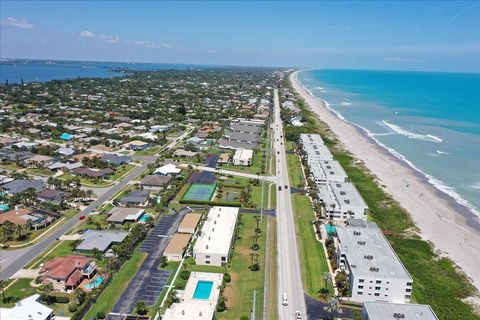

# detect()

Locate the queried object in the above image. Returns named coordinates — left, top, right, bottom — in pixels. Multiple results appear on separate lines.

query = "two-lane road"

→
left=0, top=161, right=152, bottom=280
left=273, top=88, right=307, bottom=319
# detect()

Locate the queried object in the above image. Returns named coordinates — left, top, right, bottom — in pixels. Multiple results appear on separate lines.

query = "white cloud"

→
left=134, top=40, right=176, bottom=49
left=207, top=49, right=217, bottom=54
left=79, top=30, right=120, bottom=43
left=1, top=17, right=34, bottom=29
left=79, top=30, right=94, bottom=38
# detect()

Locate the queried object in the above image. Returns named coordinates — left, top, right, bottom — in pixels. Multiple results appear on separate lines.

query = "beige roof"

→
left=125, top=140, right=149, bottom=146
left=164, top=233, right=191, bottom=255
left=178, top=213, right=202, bottom=231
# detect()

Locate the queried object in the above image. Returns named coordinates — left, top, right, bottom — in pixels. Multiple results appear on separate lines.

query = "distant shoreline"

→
left=290, top=70, right=480, bottom=292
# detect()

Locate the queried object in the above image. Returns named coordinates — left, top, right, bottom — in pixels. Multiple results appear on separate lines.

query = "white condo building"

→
left=193, top=206, right=239, bottom=266
left=317, top=181, right=368, bottom=220
left=299, top=133, right=325, bottom=146
left=232, top=148, right=254, bottom=166
left=309, top=159, right=348, bottom=185
left=362, top=301, right=439, bottom=320
left=335, top=220, right=413, bottom=303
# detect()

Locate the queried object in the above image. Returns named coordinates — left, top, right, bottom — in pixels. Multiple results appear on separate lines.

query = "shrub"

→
left=240, top=316, right=249, bottom=320
left=54, top=295, right=70, bottom=303
left=68, top=302, right=78, bottom=312
left=180, top=270, right=190, bottom=280
left=223, top=273, right=231, bottom=283
left=96, top=311, right=106, bottom=319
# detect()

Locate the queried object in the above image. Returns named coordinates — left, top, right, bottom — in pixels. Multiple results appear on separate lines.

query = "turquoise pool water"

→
left=85, top=276, right=104, bottom=289
left=0, top=204, right=9, bottom=212
left=193, top=280, right=213, bottom=300
left=139, top=214, right=152, bottom=223
left=325, top=224, right=337, bottom=236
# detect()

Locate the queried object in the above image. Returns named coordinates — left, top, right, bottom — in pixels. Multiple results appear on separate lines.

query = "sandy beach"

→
left=290, top=71, right=480, bottom=293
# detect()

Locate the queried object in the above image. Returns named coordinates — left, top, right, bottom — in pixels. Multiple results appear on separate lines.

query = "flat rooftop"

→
left=304, top=144, right=333, bottom=161
left=363, top=301, right=438, bottom=320
left=310, top=159, right=347, bottom=183
left=164, top=233, right=192, bottom=255
left=336, top=223, right=412, bottom=280
left=330, top=181, right=368, bottom=211
left=178, top=213, right=202, bottom=232
left=193, top=206, right=239, bottom=256
left=300, top=133, right=325, bottom=146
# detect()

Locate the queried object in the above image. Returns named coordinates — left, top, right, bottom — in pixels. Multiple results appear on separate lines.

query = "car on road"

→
left=282, top=293, right=288, bottom=306
left=285, top=185, right=288, bottom=189
left=278, top=186, right=282, bottom=191
left=79, top=215, right=86, bottom=220
left=295, top=311, right=302, bottom=319
left=277, top=151, right=280, bottom=154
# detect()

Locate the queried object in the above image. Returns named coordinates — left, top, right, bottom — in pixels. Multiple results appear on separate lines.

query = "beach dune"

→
left=290, top=71, right=480, bottom=293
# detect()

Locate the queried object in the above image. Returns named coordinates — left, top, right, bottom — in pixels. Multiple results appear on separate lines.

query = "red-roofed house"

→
left=39, top=255, right=96, bottom=291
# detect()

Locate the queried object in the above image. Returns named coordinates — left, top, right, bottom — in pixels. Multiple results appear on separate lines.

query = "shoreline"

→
left=290, top=70, right=480, bottom=292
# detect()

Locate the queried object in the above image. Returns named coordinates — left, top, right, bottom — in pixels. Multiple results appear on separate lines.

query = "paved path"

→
left=273, top=88, right=307, bottom=319
left=0, top=161, right=152, bottom=280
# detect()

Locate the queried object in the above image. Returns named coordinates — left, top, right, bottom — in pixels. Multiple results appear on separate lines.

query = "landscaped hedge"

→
left=179, top=199, right=241, bottom=207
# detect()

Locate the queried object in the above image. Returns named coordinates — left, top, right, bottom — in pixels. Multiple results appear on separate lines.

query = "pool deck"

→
left=163, top=272, right=223, bottom=320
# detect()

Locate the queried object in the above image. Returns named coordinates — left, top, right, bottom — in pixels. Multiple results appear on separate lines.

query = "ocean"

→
left=298, top=69, right=480, bottom=217
left=0, top=59, right=208, bottom=83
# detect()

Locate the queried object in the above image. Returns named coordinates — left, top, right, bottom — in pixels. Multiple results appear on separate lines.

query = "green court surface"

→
left=182, top=183, right=217, bottom=201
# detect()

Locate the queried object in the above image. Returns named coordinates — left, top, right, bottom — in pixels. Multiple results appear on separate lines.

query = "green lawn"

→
left=59, top=173, right=113, bottom=188
left=287, top=154, right=304, bottom=188
left=109, top=163, right=136, bottom=181
left=291, top=194, right=334, bottom=297
left=0, top=278, right=37, bottom=307
left=84, top=250, right=147, bottom=319
left=26, top=168, right=55, bottom=176
left=0, top=163, right=23, bottom=171
left=217, top=213, right=267, bottom=320
left=135, top=146, right=162, bottom=156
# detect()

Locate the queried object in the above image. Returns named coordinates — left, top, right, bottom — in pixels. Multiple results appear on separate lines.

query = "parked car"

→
left=295, top=311, right=302, bottom=319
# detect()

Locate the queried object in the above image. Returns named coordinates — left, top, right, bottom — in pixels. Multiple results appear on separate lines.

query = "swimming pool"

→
left=85, top=276, right=104, bottom=289
left=0, top=204, right=9, bottom=212
left=325, top=224, right=337, bottom=236
left=139, top=213, right=152, bottom=223
left=193, top=280, right=213, bottom=300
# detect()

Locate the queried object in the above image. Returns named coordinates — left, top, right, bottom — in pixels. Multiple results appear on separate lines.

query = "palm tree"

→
left=327, top=297, right=339, bottom=320
left=0, top=279, right=7, bottom=303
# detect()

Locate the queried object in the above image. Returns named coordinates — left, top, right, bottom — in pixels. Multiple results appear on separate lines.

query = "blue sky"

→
left=1, top=1, right=479, bottom=72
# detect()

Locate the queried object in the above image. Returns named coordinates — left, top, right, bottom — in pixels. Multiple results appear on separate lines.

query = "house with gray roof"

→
left=101, top=154, right=132, bottom=166
left=118, top=190, right=149, bottom=207
left=3, top=179, right=45, bottom=195
left=76, top=229, right=128, bottom=253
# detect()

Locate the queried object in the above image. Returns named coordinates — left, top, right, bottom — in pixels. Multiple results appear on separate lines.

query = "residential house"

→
left=123, top=140, right=150, bottom=151
left=153, top=163, right=182, bottom=176
left=118, top=190, right=149, bottom=207
left=76, top=229, right=128, bottom=254
left=2, top=179, right=45, bottom=195
left=101, top=154, right=132, bottom=166
left=39, top=255, right=96, bottom=291
left=0, top=294, right=53, bottom=320
left=38, top=189, right=71, bottom=205
left=71, top=167, right=114, bottom=179
left=140, top=175, right=171, bottom=191
left=24, top=155, right=55, bottom=168
left=0, top=207, right=59, bottom=230
left=106, top=207, right=145, bottom=224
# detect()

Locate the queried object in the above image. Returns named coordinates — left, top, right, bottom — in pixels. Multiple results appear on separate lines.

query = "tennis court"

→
left=182, top=183, right=217, bottom=201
